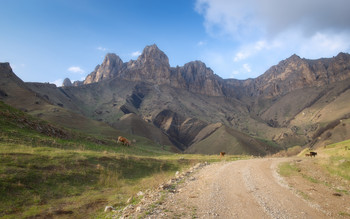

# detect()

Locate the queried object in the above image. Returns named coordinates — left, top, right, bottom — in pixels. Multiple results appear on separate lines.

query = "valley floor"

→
left=120, top=158, right=349, bottom=218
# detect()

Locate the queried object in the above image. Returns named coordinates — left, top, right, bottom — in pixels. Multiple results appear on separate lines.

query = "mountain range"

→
left=1, top=44, right=350, bottom=155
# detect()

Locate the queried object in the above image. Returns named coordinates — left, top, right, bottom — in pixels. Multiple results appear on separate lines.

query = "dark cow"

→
left=117, top=136, right=130, bottom=146
left=220, top=152, right=226, bottom=158
left=309, top=151, right=317, bottom=157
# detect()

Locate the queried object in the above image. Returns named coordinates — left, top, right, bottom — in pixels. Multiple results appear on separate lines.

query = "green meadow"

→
left=0, top=101, right=245, bottom=218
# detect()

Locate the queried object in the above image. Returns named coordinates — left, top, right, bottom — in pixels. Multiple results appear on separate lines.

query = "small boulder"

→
left=104, top=206, right=114, bottom=212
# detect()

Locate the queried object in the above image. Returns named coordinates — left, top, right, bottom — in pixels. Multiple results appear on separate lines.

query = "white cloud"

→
left=195, top=0, right=262, bottom=40
left=97, top=46, right=107, bottom=51
left=233, top=52, right=248, bottom=62
left=299, top=32, right=350, bottom=58
left=229, top=63, right=254, bottom=79
left=233, top=40, right=273, bottom=62
left=68, top=66, right=85, bottom=74
left=131, top=51, right=141, bottom=57
left=51, top=79, right=63, bottom=87
left=195, top=0, right=350, bottom=79
left=195, top=0, right=350, bottom=39
left=199, top=51, right=230, bottom=76
left=243, top=63, right=251, bottom=72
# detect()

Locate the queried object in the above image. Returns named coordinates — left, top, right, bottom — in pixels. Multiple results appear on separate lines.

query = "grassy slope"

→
left=0, top=101, right=175, bottom=218
left=280, top=139, right=350, bottom=187
left=0, top=101, right=243, bottom=218
left=306, top=139, right=350, bottom=180
left=278, top=139, right=350, bottom=216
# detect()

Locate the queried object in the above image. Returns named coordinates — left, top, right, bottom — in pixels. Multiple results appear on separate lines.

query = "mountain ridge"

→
left=67, top=45, right=350, bottom=100
left=1, top=45, right=350, bottom=155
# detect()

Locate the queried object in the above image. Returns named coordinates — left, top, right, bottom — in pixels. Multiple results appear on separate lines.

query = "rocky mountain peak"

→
left=241, top=52, right=350, bottom=97
left=105, top=53, right=118, bottom=60
left=0, top=62, right=18, bottom=79
left=180, top=61, right=216, bottom=84
left=84, top=53, right=124, bottom=84
left=100, top=53, right=123, bottom=71
left=287, top=54, right=301, bottom=61
left=334, top=52, right=350, bottom=62
left=169, top=60, right=223, bottom=96
left=272, top=54, right=303, bottom=70
left=0, top=62, right=11, bottom=69
left=136, top=44, right=170, bottom=68
left=183, top=61, right=213, bottom=76
left=122, top=44, right=171, bottom=84
left=0, top=62, right=14, bottom=78
left=62, top=78, right=72, bottom=87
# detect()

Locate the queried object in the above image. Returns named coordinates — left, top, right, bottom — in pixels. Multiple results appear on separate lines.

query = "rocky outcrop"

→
left=72, top=80, right=84, bottom=86
left=84, top=53, right=124, bottom=84
left=62, top=78, right=72, bottom=87
left=238, top=53, right=350, bottom=98
left=170, top=61, right=224, bottom=96
left=0, top=62, right=24, bottom=86
left=123, top=44, right=171, bottom=84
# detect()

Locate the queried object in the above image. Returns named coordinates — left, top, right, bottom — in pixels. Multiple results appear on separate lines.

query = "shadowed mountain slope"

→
left=186, top=125, right=278, bottom=156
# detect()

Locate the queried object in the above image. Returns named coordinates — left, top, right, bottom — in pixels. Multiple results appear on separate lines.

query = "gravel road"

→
left=147, top=158, right=328, bottom=218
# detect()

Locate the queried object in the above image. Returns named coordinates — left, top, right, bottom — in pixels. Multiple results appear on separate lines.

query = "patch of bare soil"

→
left=114, top=158, right=346, bottom=218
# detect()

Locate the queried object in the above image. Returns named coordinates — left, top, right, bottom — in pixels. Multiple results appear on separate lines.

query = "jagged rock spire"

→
left=84, top=53, right=124, bottom=84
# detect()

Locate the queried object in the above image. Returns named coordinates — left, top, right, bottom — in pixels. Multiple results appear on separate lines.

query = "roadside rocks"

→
left=104, top=206, right=115, bottom=212
left=137, top=191, right=144, bottom=197
left=109, top=162, right=208, bottom=218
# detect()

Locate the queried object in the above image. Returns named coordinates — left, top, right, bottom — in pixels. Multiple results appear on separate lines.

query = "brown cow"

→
left=220, top=152, right=226, bottom=158
left=117, top=136, right=130, bottom=146
left=305, top=153, right=310, bottom=157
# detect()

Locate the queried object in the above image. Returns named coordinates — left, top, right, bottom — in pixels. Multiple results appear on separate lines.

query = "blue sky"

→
left=1, top=0, right=350, bottom=86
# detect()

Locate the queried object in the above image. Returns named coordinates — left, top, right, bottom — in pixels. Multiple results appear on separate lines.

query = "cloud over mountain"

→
left=68, top=66, right=85, bottom=74
left=196, top=0, right=350, bottom=38
left=195, top=0, right=350, bottom=79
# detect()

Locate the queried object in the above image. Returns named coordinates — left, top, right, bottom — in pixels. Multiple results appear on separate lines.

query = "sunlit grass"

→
left=279, top=139, right=350, bottom=189
left=278, top=162, right=299, bottom=177
left=0, top=101, right=250, bottom=218
left=313, top=139, right=350, bottom=181
left=0, top=143, right=191, bottom=218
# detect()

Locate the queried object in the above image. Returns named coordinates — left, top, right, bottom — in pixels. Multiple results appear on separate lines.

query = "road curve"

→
left=152, top=158, right=328, bottom=218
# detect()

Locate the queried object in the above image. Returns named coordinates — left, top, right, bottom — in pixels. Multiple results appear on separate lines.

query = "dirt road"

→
left=146, top=158, right=329, bottom=218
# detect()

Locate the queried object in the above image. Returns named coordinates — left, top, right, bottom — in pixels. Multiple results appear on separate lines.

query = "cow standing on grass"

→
left=220, top=152, right=226, bottom=158
left=310, top=151, right=317, bottom=157
left=305, top=151, right=317, bottom=157
left=117, top=136, right=130, bottom=146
